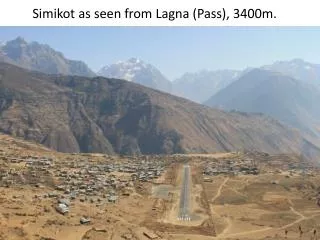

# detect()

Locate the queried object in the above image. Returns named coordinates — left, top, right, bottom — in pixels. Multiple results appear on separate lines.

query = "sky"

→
left=0, top=27, right=320, bottom=80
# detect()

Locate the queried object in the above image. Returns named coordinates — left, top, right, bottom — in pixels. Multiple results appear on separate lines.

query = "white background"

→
left=0, top=0, right=319, bottom=26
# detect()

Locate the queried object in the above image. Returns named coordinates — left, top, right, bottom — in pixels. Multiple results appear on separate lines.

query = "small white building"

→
left=55, top=203, right=69, bottom=215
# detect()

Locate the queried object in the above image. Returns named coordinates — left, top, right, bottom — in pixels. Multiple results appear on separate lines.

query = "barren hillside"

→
left=0, top=62, right=319, bottom=160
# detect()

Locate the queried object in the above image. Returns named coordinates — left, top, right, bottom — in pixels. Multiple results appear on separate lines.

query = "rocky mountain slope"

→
left=205, top=69, right=320, bottom=138
left=0, top=37, right=95, bottom=77
left=98, top=58, right=172, bottom=93
left=0, top=62, right=320, bottom=160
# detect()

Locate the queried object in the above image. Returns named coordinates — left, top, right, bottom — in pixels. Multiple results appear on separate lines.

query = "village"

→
left=0, top=149, right=178, bottom=221
left=2, top=136, right=320, bottom=240
left=202, top=156, right=259, bottom=176
left=201, top=151, right=319, bottom=178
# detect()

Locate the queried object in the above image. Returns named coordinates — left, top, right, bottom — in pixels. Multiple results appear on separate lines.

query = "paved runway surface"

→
left=178, top=164, right=191, bottom=221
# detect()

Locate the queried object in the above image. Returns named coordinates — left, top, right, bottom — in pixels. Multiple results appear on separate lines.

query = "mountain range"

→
left=1, top=36, right=320, bottom=162
left=2, top=37, right=320, bottom=102
left=0, top=37, right=173, bottom=93
left=1, top=62, right=320, bottom=161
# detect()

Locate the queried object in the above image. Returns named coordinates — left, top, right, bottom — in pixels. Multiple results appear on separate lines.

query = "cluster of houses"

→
left=0, top=155, right=56, bottom=186
left=51, top=157, right=168, bottom=200
left=202, top=157, right=259, bottom=176
left=0, top=151, right=172, bottom=213
left=201, top=151, right=319, bottom=177
left=243, top=151, right=318, bottom=175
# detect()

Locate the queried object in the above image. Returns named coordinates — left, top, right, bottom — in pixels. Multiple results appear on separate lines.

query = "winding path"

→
left=216, top=204, right=320, bottom=239
left=212, top=177, right=229, bottom=203
left=212, top=179, right=320, bottom=239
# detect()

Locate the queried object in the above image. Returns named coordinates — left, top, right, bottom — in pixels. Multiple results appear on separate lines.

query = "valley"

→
left=1, top=133, right=320, bottom=240
left=1, top=30, right=320, bottom=240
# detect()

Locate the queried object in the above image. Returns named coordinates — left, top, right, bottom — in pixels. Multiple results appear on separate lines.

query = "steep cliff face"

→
left=0, top=62, right=320, bottom=160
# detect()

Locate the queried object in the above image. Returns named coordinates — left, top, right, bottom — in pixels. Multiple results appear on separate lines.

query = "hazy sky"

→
left=0, top=27, right=319, bottom=79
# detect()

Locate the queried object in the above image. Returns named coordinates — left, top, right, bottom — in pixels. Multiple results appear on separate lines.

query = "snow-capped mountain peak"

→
left=98, top=58, right=148, bottom=81
left=98, top=58, right=172, bottom=92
